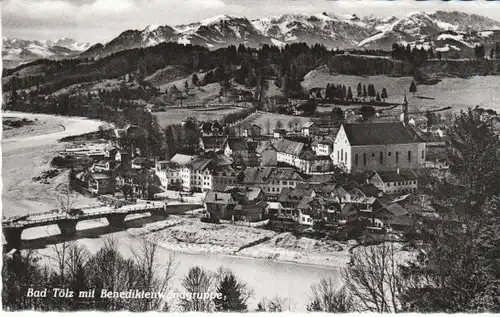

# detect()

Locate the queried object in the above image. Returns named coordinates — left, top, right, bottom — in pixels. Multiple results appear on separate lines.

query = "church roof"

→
left=343, top=122, right=424, bottom=146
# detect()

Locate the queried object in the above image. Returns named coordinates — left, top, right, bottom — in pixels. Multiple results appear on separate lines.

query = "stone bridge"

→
left=2, top=201, right=169, bottom=249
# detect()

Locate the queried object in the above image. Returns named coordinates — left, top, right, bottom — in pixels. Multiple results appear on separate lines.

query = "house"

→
left=278, top=186, right=317, bottom=219
left=408, top=115, right=428, bottom=131
left=115, top=150, right=130, bottom=166
left=223, top=137, right=249, bottom=160
left=301, top=122, right=314, bottom=137
left=229, top=187, right=268, bottom=222
left=181, top=154, right=233, bottom=192
left=272, top=138, right=304, bottom=167
left=269, top=96, right=289, bottom=107
left=273, top=129, right=288, bottom=139
left=155, top=160, right=182, bottom=189
left=200, top=136, right=227, bottom=152
left=87, top=172, right=114, bottom=196
left=212, top=165, right=239, bottom=191
left=255, top=140, right=277, bottom=166
left=205, top=187, right=267, bottom=222
left=333, top=122, right=426, bottom=173
left=242, top=167, right=303, bottom=197
left=242, top=124, right=263, bottom=138
left=131, top=157, right=151, bottom=170
left=104, top=148, right=118, bottom=160
left=312, top=137, right=334, bottom=156
left=93, top=160, right=119, bottom=173
left=374, top=203, right=413, bottom=231
left=204, top=191, right=235, bottom=221
left=250, top=124, right=262, bottom=138
left=369, top=169, right=418, bottom=194
left=295, top=197, right=318, bottom=226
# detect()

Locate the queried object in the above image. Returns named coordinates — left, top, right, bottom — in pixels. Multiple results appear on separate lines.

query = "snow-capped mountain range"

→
left=2, top=37, right=91, bottom=68
left=4, top=10, right=500, bottom=66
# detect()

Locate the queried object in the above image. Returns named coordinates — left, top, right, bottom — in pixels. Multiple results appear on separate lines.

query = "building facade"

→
left=333, top=122, right=426, bottom=173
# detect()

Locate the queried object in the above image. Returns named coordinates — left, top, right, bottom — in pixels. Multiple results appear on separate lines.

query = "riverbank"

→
left=1, top=111, right=105, bottom=218
left=128, top=215, right=353, bottom=269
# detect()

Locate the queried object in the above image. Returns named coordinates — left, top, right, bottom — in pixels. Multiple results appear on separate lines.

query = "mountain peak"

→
left=200, top=14, right=245, bottom=25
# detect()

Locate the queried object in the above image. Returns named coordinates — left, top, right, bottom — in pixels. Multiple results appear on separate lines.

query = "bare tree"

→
left=307, top=278, right=354, bottom=312
left=256, top=296, right=294, bottom=312
left=341, top=243, right=403, bottom=313
left=179, top=266, right=214, bottom=312
left=130, top=238, right=177, bottom=311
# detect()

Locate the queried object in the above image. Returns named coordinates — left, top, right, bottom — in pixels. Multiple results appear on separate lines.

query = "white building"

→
left=369, top=169, right=418, bottom=194
left=333, top=122, right=426, bottom=173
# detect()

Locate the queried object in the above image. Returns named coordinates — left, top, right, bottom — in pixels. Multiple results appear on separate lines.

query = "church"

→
left=333, top=96, right=426, bottom=173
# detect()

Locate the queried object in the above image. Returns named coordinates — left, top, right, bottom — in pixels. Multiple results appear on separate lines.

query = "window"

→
left=363, top=153, right=367, bottom=166
left=388, top=152, right=392, bottom=157
left=380, top=152, right=383, bottom=164
left=283, top=181, right=288, bottom=185
left=355, top=154, right=359, bottom=166
left=337, top=151, right=340, bottom=160
left=372, top=153, right=375, bottom=158
left=341, top=149, right=344, bottom=162
left=396, top=151, right=399, bottom=163
left=408, top=150, right=412, bottom=162
left=345, top=152, right=347, bottom=162
left=422, top=150, right=424, bottom=159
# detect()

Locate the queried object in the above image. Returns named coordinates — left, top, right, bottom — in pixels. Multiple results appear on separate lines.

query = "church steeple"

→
left=401, top=93, right=409, bottom=125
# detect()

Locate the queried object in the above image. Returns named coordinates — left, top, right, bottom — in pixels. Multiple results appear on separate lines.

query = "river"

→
left=2, top=111, right=341, bottom=311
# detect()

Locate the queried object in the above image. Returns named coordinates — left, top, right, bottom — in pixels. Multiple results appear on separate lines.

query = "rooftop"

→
left=342, top=122, right=425, bottom=146
left=271, top=138, right=304, bottom=155
left=372, top=169, right=418, bottom=183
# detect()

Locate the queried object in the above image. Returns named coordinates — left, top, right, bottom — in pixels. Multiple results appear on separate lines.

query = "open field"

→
left=302, top=67, right=500, bottom=113
left=153, top=106, right=243, bottom=128
left=237, top=111, right=312, bottom=133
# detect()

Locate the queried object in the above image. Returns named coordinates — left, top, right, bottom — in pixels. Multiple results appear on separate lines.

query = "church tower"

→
left=400, top=93, right=409, bottom=125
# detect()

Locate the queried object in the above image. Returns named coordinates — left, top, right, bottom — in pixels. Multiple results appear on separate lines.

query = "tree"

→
left=437, top=51, right=442, bottom=60
left=346, top=87, right=353, bottom=101
left=409, top=80, right=417, bottom=96
left=356, top=83, right=362, bottom=98
left=446, top=108, right=500, bottom=207
left=307, top=278, right=353, bottom=312
left=192, top=73, right=199, bottom=86
left=179, top=266, right=214, bottom=312
left=331, top=107, right=344, bottom=123
left=362, top=85, right=367, bottom=101
left=376, top=91, right=381, bottom=102
left=342, top=243, right=403, bottom=313
left=360, top=105, right=376, bottom=121
left=256, top=296, right=292, bottom=312
left=275, top=120, right=284, bottom=130
left=474, top=44, right=486, bottom=59
left=213, top=268, right=252, bottom=312
left=381, top=88, right=388, bottom=102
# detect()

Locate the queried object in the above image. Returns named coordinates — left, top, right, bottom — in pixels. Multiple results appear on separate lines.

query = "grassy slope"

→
left=302, top=66, right=500, bottom=113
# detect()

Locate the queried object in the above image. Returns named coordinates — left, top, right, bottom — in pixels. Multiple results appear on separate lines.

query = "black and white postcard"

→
left=2, top=0, right=500, bottom=313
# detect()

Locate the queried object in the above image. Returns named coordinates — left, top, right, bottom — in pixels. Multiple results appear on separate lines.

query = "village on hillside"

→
left=39, top=91, right=451, bottom=244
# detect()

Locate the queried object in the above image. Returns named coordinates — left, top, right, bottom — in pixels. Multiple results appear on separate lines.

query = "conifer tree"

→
left=214, top=272, right=248, bottom=312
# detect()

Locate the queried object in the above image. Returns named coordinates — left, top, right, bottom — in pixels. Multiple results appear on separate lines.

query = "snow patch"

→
left=270, top=38, right=285, bottom=47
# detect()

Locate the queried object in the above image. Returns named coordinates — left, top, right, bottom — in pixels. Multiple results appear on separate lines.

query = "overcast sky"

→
left=3, top=0, right=500, bottom=44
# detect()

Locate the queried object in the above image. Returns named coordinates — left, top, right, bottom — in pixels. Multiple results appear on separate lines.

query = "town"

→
left=27, top=91, right=448, bottom=245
